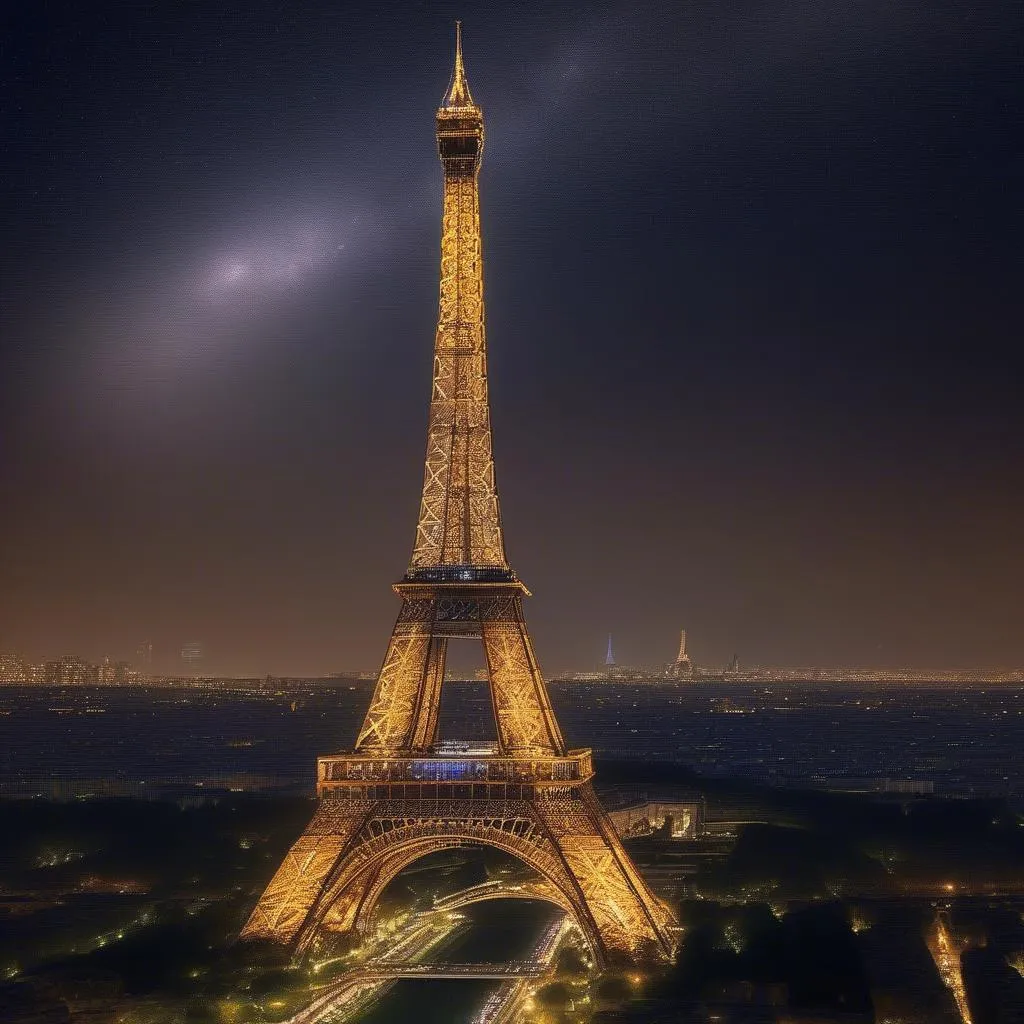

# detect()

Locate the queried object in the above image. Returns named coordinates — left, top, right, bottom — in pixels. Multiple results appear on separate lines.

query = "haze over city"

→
left=2, top=1, right=1021, bottom=676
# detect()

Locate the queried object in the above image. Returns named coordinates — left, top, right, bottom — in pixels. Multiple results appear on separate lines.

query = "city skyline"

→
left=8, top=630, right=1024, bottom=682
left=2, top=2, right=1021, bottom=676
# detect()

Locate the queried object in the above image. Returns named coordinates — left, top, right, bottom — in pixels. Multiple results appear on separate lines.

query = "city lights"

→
left=0, top=7, right=1020, bottom=1024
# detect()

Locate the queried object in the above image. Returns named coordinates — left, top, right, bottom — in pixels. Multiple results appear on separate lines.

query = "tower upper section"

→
left=436, top=21, right=483, bottom=177
left=407, top=24, right=510, bottom=583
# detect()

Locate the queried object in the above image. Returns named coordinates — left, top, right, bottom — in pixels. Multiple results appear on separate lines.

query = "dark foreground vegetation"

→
left=0, top=769, right=1021, bottom=1022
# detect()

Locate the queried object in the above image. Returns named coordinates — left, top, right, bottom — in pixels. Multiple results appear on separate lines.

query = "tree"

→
left=535, top=981, right=572, bottom=1009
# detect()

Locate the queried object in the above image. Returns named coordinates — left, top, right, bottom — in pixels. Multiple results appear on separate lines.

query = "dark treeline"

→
left=2, top=781, right=1023, bottom=1022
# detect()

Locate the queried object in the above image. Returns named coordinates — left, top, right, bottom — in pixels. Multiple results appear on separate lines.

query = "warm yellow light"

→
left=238, top=23, right=678, bottom=969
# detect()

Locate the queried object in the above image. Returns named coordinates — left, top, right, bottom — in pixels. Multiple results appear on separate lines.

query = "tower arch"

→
left=293, top=822, right=602, bottom=960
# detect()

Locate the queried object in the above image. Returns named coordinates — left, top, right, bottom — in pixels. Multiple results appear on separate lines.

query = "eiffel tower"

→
left=241, top=24, right=677, bottom=966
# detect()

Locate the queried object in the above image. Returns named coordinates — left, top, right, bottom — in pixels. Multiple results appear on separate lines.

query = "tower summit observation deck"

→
left=241, top=25, right=677, bottom=966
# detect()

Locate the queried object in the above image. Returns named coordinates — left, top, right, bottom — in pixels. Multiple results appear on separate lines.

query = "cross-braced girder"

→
left=354, top=584, right=565, bottom=755
left=410, top=158, right=505, bottom=574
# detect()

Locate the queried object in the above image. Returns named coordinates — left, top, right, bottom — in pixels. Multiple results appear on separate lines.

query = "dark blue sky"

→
left=1, top=0, right=1021, bottom=674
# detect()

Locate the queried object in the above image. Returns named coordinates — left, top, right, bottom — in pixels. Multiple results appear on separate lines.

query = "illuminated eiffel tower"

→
left=241, top=25, right=676, bottom=965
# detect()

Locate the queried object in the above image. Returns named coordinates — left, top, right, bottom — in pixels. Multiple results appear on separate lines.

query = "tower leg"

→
left=355, top=599, right=435, bottom=750
left=240, top=803, right=370, bottom=944
left=482, top=609, right=565, bottom=754
left=409, top=637, right=447, bottom=751
left=535, top=786, right=676, bottom=962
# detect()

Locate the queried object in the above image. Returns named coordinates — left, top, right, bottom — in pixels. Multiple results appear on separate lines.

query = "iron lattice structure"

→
left=242, top=26, right=677, bottom=966
left=673, top=628, right=692, bottom=677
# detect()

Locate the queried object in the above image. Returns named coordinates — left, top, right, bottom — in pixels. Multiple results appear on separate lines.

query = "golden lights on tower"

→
left=241, top=25, right=677, bottom=967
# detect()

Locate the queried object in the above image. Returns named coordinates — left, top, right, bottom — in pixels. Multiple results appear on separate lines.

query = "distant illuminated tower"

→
left=673, top=629, right=692, bottom=678
left=240, top=25, right=676, bottom=966
left=135, top=641, right=153, bottom=668
left=605, top=633, right=615, bottom=667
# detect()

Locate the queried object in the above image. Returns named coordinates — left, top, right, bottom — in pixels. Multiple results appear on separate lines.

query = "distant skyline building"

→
left=44, top=655, right=91, bottom=685
left=0, top=652, right=140, bottom=686
left=100, top=657, right=135, bottom=684
left=605, top=633, right=615, bottom=667
left=180, top=642, right=204, bottom=673
left=0, top=654, right=26, bottom=683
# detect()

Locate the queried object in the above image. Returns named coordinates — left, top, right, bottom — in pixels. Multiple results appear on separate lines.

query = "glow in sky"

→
left=201, top=220, right=347, bottom=302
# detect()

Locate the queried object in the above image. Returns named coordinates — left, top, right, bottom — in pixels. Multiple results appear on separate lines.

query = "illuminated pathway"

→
left=283, top=896, right=574, bottom=1023
left=287, top=957, right=544, bottom=1023
left=431, top=878, right=567, bottom=915
left=471, top=915, right=575, bottom=1024
left=928, top=911, right=973, bottom=1024
left=320, top=962, right=543, bottom=981
left=285, top=913, right=468, bottom=1024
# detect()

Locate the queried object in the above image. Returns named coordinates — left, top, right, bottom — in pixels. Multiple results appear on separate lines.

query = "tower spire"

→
left=443, top=20, right=475, bottom=108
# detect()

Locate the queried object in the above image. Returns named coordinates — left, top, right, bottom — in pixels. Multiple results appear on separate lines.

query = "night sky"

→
left=1, top=1, right=1021, bottom=675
